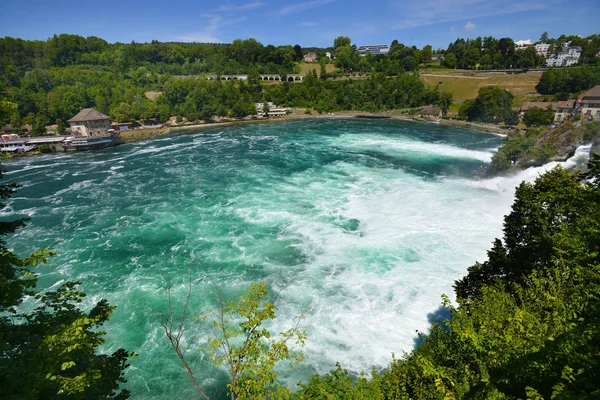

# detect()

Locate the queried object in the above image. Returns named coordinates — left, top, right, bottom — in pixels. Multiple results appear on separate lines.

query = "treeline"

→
left=444, top=37, right=544, bottom=69
left=441, top=33, right=600, bottom=70
left=297, top=160, right=600, bottom=399
left=2, top=63, right=452, bottom=134
left=329, top=36, right=433, bottom=74
left=0, top=35, right=301, bottom=86
left=263, top=71, right=451, bottom=113
left=536, top=66, right=600, bottom=95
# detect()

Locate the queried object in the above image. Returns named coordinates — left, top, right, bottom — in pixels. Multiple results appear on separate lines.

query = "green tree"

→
left=443, top=52, right=457, bottom=69
left=421, top=45, right=433, bottom=64
left=479, top=54, right=492, bottom=69
left=523, top=106, right=555, bottom=127
left=319, top=57, right=327, bottom=80
left=455, top=165, right=600, bottom=300
left=293, top=44, right=303, bottom=61
left=466, top=85, right=514, bottom=123
left=333, top=36, right=351, bottom=49
left=0, top=96, right=18, bottom=126
left=334, top=45, right=355, bottom=69
left=0, top=162, right=133, bottom=398
left=162, top=282, right=306, bottom=400
left=436, top=92, right=453, bottom=115
left=401, top=56, right=417, bottom=71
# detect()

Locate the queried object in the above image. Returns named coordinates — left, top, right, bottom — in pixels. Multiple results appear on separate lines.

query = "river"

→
left=1, top=119, right=587, bottom=398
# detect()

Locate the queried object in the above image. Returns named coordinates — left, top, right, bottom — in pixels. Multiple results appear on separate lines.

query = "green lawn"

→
left=420, top=71, right=543, bottom=103
left=297, top=62, right=338, bottom=74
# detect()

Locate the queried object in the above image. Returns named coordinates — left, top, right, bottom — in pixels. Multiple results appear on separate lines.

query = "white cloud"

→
left=299, top=21, right=318, bottom=27
left=450, top=26, right=455, bottom=31
left=390, top=0, right=545, bottom=30
left=217, top=1, right=266, bottom=12
left=464, top=21, right=476, bottom=30
left=277, top=0, right=334, bottom=16
left=175, top=15, right=247, bottom=43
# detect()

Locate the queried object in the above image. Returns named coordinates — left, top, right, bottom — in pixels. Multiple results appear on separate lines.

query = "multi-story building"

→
left=553, top=100, right=576, bottom=121
left=68, top=108, right=111, bottom=137
left=578, top=85, right=600, bottom=121
left=535, top=43, right=551, bottom=57
left=357, top=44, right=389, bottom=56
left=546, top=46, right=582, bottom=67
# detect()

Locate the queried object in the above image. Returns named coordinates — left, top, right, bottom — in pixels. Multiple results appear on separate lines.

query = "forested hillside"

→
left=0, top=35, right=455, bottom=133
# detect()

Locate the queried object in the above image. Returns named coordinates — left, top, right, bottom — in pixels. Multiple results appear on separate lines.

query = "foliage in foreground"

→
left=296, top=159, right=600, bottom=399
left=162, top=282, right=306, bottom=400
left=0, top=165, right=133, bottom=399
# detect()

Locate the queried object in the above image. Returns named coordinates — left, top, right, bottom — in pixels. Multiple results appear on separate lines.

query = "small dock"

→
left=1, top=134, right=119, bottom=154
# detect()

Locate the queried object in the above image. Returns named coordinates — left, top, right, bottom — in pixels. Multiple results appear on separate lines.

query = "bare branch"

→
left=161, top=275, right=211, bottom=400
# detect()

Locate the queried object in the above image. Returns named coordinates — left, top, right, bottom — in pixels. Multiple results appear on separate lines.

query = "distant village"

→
left=304, top=39, right=598, bottom=68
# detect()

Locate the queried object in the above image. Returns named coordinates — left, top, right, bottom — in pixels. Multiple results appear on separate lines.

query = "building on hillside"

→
left=418, top=105, right=442, bottom=118
left=254, top=102, right=292, bottom=118
left=519, top=102, right=553, bottom=117
left=535, top=43, right=551, bottom=57
left=519, top=101, right=576, bottom=122
left=578, top=85, right=600, bottom=121
left=325, top=52, right=332, bottom=59
left=357, top=44, right=389, bottom=56
left=303, top=52, right=317, bottom=62
left=68, top=108, right=111, bottom=137
left=515, top=40, right=532, bottom=50
left=431, top=53, right=445, bottom=62
left=546, top=46, right=582, bottom=67
left=553, top=100, right=576, bottom=121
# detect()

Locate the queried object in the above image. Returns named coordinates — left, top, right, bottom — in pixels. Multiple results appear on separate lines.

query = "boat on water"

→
left=0, top=139, right=36, bottom=154
left=58, top=131, right=119, bottom=152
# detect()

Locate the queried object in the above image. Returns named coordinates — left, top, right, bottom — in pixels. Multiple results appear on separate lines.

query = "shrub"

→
left=38, top=144, right=52, bottom=153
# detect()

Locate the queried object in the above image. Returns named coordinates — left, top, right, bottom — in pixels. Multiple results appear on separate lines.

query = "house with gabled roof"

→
left=419, top=105, right=442, bottom=118
left=68, top=108, right=111, bottom=137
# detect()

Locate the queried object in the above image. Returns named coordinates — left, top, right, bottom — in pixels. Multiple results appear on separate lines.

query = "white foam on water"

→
left=337, top=134, right=494, bottom=162
left=4, top=120, right=592, bottom=398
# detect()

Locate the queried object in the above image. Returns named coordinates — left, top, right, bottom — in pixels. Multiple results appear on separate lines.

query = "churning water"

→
left=1, top=119, right=589, bottom=398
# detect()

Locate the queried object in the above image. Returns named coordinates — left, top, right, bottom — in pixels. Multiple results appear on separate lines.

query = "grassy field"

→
left=420, top=70, right=543, bottom=103
left=297, top=62, right=338, bottom=74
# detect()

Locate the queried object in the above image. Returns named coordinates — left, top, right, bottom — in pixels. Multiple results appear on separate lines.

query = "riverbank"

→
left=3, top=112, right=510, bottom=160
left=118, top=126, right=171, bottom=143
left=162, top=111, right=511, bottom=139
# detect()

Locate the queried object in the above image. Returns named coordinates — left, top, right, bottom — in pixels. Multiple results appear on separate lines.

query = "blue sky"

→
left=1, top=0, right=598, bottom=49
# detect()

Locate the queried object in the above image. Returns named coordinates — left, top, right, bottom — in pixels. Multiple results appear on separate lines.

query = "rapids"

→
left=1, top=119, right=590, bottom=398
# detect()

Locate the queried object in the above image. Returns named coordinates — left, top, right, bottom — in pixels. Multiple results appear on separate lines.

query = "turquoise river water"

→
left=3, top=119, right=587, bottom=398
